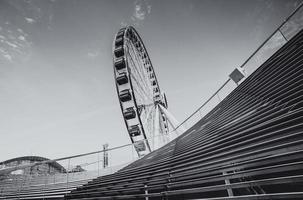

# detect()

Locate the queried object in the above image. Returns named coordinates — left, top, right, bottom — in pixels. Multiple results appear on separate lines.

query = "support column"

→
left=223, top=171, right=234, bottom=197
left=145, top=184, right=149, bottom=200
left=158, top=104, right=186, bottom=135
left=154, top=105, right=160, bottom=149
left=103, top=144, right=109, bottom=168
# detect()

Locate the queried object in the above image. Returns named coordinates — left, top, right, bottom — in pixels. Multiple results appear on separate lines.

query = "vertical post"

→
left=17, top=175, right=22, bottom=200
left=144, top=184, right=149, bottom=200
left=66, top=159, right=70, bottom=189
left=223, top=171, right=234, bottom=197
left=43, top=176, right=47, bottom=199
left=198, top=109, right=203, bottom=119
left=103, top=144, right=109, bottom=169
left=217, top=93, right=221, bottom=102
left=278, top=28, right=288, bottom=42
left=98, top=151, right=100, bottom=176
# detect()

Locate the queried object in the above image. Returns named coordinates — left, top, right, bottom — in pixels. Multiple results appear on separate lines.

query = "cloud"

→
left=48, top=14, right=54, bottom=30
left=18, top=35, right=26, bottom=41
left=0, top=24, right=31, bottom=63
left=87, top=51, right=99, bottom=58
left=25, top=17, right=35, bottom=24
left=129, top=0, right=152, bottom=26
left=6, top=41, right=18, bottom=48
left=133, top=4, right=145, bottom=20
left=3, top=54, right=12, bottom=62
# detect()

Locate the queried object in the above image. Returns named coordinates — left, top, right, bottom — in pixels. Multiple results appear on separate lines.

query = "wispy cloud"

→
left=0, top=24, right=32, bottom=63
left=25, top=17, right=35, bottom=24
left=6, top=41, right=18, bottom=49
left=122, top=0, right=151, bottom=27
left=3, top=54, right=12, bottom=62
left=18, top=35, right=26, bottom=41
left=86, top=40, right=102, bottom=59
left=87, top=51, right=99, bottom=59
left=132, top=0, right=151, bottom=24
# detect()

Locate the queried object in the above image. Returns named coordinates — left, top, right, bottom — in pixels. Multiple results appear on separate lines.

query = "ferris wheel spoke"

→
left=131, top=80, right=148, bottom=102
left=128, top=71, right=153, bottom=104
left=131, top=75, right=152, bottom=102
left=127, top=57, right=152, bottom=98
left=132, top=87, right=149, bottom=107
left=127, top=48, right=149, bottom=88
left=127, top=44, right=154, bottom=97
left=127, top=43, right=154, bottom=97
left=130, top=73, right=154, bottom=104
left=126, top=51, right=154, bottom=100
left=143, top=104, right=153, bottom=123
left=141, top=105, right=154, bottom=129
left=137, top=103, right=154, bottom=114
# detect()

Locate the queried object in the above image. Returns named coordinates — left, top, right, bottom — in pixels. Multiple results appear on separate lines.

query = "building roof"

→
left=0, top=156, right=66, bottom=173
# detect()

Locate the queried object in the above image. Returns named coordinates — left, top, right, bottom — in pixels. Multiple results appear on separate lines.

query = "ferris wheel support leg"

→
left=154, top=105, right=160, bottom=149
left=158, top=104, right=186, bottom=135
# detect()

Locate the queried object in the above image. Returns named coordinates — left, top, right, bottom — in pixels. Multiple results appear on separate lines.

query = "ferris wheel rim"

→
left=113, top=26, right=168, bottom=156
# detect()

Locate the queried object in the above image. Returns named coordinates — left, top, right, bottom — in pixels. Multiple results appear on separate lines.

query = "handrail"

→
left=0, top=130, right=171, bottom=175
left=0, top=142, right=133, bottom=175
left=172, top=1, right=303, bottom=133
left=239, top=1, right=303, bottom=69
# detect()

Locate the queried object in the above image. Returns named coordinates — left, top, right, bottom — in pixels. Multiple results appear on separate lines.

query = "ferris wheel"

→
left=113, top=26, right=180, bottom=157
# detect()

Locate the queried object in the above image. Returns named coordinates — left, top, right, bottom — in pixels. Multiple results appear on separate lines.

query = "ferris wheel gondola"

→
left=113, top=26, right=179, bottom=157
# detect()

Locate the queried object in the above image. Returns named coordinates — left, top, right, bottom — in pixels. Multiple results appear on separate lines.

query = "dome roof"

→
left=0, top=156, right=66, bottom=173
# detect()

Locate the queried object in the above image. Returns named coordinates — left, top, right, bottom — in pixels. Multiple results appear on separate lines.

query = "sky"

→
left=0, top=0, right=302, bottom=166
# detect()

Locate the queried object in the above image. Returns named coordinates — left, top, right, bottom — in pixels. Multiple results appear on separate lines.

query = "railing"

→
left=0, top=128, right=184, bottom=198
left=0, top=143, right=137, bottom=197
left=171, top=2, right=303, bottom=134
